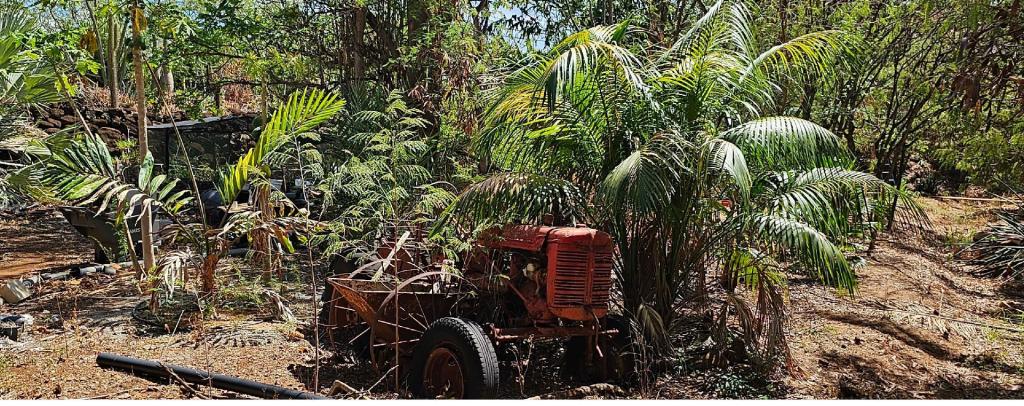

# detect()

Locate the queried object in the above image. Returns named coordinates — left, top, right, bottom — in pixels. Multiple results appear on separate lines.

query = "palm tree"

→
left=439, top=0, right=923, bottom=365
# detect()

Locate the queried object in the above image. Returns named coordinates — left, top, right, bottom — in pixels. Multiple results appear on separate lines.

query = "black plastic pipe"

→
left=96, top=352, right=326, bottom=399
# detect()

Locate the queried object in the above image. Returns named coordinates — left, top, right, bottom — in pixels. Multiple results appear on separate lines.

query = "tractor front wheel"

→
left=407, top=317, right=499, bottom=399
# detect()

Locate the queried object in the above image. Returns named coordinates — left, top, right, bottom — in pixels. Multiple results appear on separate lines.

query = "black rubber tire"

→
left=407, top=317, right=500, bottom=399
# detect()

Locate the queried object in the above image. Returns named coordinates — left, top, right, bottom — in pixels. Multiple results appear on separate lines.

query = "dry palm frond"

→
left=154, top=249, right=194, bottom=299
left=964, top=209, right=1024, bottom=279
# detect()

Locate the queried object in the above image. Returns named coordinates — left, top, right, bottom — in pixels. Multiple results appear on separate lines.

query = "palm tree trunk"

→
left=131, top=1, right=155, bottom=274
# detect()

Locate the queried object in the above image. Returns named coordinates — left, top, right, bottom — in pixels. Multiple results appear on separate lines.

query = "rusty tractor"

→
left=321, top=223, right=635, bottom=398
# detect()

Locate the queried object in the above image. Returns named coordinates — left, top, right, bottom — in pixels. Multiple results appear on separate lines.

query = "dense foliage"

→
left=1, top=0, right=1020, bottom=378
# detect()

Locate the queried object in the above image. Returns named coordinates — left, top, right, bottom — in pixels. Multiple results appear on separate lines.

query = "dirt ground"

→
left=785, top=197, right=1024, bottom=399
left=0, top=208, right=93, bottom=278
left=2, top=198, right=1023, bottom=399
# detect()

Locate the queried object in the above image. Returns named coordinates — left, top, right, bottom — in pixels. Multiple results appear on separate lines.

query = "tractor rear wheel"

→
left=407, top=317, right=499, bottom=399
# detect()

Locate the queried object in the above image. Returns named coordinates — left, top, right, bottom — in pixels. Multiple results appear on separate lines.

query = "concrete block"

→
left=0, top=280, right=32, bottom=304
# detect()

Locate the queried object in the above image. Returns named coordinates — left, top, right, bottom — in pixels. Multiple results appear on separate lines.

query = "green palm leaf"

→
left=434, top=172, right=586, bottom=235
left=747, top=213, right=856, bottom=292
left=15, top=134, right=191, bottom=218
left=218, top=88, right=345, bottom=203
left=721, top=117, right=851, bottom=171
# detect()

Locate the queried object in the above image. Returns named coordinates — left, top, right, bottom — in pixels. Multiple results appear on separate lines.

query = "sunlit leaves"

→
left=218, top=88, right=345, bottom=203
left=437, top=173, right=585, bottom=233
left=15, top=133, right=191, bottom=219
left=747, top=213, right=856, bottom=292
left=721, top=117, right=852, bottom=171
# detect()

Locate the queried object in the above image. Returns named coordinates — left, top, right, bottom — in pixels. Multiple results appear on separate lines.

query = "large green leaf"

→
left=218, top=88, right=345, bottom=203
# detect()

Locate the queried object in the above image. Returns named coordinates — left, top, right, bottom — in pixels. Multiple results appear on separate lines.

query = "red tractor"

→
left=322, top=224, right=634, bottom=398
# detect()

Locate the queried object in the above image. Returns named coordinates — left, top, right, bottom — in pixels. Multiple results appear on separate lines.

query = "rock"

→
left=327, top=380, right=357, bottom=396
left=97, top=127, right=122, bottom=140
left=59, top=115, right=77, bottom=125
left=0, top=280, right=32, bottom=304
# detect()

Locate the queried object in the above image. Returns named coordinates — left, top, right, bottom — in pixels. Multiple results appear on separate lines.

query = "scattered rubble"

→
left=0, top=314, right=34, bottom=341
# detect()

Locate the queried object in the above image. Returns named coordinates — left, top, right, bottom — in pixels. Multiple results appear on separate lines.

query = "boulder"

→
left=97, top=127, right=123, bottom=141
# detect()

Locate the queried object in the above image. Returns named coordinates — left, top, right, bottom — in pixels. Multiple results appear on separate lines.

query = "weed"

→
left=941, top=228, right=975, bottom=253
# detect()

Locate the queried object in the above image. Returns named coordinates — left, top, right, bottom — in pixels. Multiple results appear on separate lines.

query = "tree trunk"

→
left=131, top=2, right=155, bottom=274
left=404, top=0, right=428, bottom=89
left=108, top=12, right=119, bottom=108
left=351, top=5, right=366, bottom=92
left=157, top=63, right=174, bottom=111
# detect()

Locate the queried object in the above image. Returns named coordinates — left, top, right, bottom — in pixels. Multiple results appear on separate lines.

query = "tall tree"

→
left=107, top=1, right=119, bottom=108
left=130, top=0, right=154, bottom=272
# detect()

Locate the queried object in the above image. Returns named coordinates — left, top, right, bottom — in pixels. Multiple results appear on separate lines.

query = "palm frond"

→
left=433, top=173, right=586, bottom=235
left=13, top=134, right=191, bottom=218
left=658, top=0, right=726, bottom=64
left=747, top=213, right=857, bottom=292
left=599, top=132, right=693, bottom=216
left=743, top=30, right=854, bottom=85
left=218, top=88, right=345, bottom=203
left=154, top=249, right=193, bottom=299
left=705, top=138, right=752, bottom=200
left=721, top=117, right=852, bottom=171
left=536, top=20, right=650, bottom=110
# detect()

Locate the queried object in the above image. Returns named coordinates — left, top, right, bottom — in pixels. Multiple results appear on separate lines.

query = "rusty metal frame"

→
left=488, top=325, right=619, bottom=342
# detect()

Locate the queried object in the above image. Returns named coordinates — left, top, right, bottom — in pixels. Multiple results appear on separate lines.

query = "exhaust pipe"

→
left=96, top=352, right=326, bottom=399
